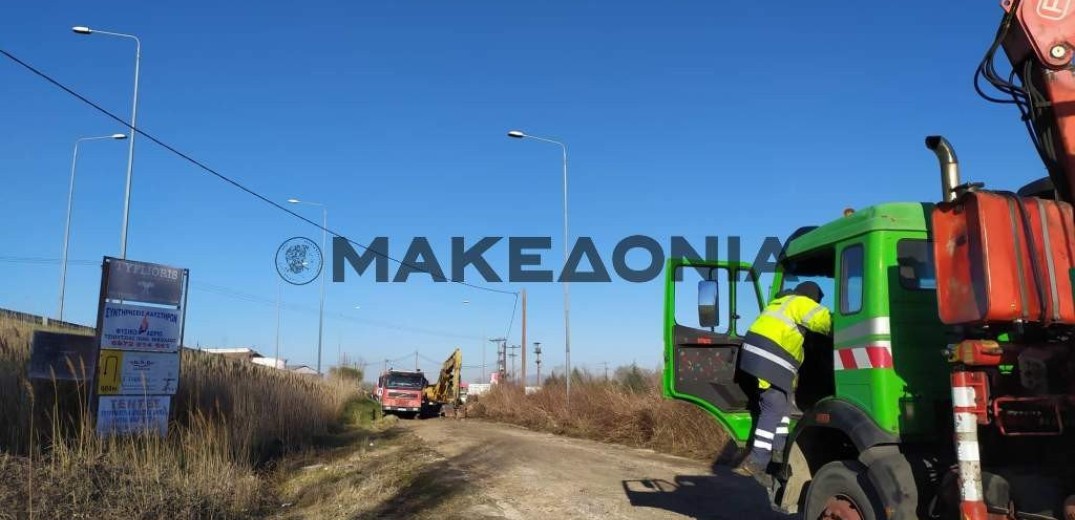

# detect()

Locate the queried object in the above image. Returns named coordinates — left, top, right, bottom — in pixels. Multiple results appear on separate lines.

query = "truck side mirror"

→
left=698, top=279, right=719, bottom=329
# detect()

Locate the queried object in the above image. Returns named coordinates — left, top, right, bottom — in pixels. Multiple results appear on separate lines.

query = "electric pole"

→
left=534, top=341, right=542, bottom=386
left=521, top=289, right=526, bottom=385
left=489, top=338, right=506, bottom=383
left=508, top=344, right=520, bottom=383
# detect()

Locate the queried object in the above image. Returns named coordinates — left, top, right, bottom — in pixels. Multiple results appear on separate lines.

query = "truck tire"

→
left=803, top=460, right=886, bottom=520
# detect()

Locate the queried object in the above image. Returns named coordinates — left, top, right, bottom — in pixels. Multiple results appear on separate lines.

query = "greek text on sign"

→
left=106, top=257, right=184, bottom=305
left=101, top=302, right=181, bottom=352
left=96, top=395, right=171, bottom=437
left=97, top=349, right=180, bottom=395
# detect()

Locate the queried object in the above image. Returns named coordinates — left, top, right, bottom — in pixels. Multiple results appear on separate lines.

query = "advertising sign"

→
left=92, top=256, right=188, bottom=439
left=100, top=302, right=181, bottom=352
left=106, top=258, right=184, bottom=306
left=95, top=395, right=171, bottom=436
left=27, top=330, right=97, bottom=381
left=97, top=349, right=180, bottom=395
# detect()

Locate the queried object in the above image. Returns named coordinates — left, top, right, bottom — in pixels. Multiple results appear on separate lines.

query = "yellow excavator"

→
left=421, top=348, right=465, bottom=417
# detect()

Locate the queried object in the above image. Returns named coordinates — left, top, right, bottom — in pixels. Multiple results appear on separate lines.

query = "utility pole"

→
left=415, top=350, right=419, bottom=371
left=601, top=361, right=609, bottom=381
left=534, top=342, right=542, bottom=386
left=498, top=341, right=506, bottom=382
left=489, top=338, right=506, bottom=383
left=508, top=344, right=520, bottom=383
left=521, top=289, right=526, bottom=385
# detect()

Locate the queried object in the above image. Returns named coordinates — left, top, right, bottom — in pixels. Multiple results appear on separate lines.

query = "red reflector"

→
left=697, top=337, right=712, bottom=344
left=817, top=413, right=830, bottom=424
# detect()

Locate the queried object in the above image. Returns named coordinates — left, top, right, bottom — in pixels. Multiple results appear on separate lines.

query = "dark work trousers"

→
left=746, top=386, right=791, bottom=469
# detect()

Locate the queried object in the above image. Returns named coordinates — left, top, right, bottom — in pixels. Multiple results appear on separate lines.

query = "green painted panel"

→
left=662, top=258, right=765, bottom=445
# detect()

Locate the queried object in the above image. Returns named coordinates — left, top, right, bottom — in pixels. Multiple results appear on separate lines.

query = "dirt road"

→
left=402, top=418, right=792, bottom=520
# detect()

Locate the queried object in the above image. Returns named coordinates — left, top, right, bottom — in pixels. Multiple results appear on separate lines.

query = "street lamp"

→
left=58, top=133, right=127, bottom=321
left=72, top=25, right=141, bottom=259
left=287, top=198, right=328, bottom=375
left=507, top=129, right=572, bottom=405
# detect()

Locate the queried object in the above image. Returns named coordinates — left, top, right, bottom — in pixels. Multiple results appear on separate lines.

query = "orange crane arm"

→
left=983, top=0, right=1075, bottom=202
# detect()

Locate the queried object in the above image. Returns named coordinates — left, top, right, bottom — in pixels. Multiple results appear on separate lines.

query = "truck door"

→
left=662, top=258, right=766, bottom=444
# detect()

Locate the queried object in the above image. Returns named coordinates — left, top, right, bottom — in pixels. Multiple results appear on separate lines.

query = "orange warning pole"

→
left=951, top=369, right=988, bottom=520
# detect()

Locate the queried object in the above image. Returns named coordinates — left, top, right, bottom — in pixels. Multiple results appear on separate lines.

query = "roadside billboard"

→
left=92, top=256, right=189, bottom=438
left=27, top=330, right=96, bottom=381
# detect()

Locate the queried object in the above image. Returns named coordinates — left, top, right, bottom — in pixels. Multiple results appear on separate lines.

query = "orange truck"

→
left=373, top=369, right=427, bottom=419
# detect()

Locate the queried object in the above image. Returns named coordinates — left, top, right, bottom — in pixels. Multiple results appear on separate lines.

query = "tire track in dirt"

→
left=403, top=417, right=792, bottom=520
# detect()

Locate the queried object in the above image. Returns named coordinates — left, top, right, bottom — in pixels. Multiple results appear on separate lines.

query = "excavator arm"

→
left=982, top=0, right=1075, bottom=202
left=423, top=348, right=462, bottom=405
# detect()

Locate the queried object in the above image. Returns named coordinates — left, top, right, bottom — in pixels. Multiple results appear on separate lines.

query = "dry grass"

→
left=0, top=316, right=361, bottom=518
left=467, top=372, right=737, bottom=463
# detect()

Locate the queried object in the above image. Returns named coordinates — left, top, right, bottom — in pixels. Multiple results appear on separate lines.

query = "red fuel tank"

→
left=931, top=190, right=1075, bottom=326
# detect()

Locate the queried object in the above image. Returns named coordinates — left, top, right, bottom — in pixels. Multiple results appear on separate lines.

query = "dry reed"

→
left=0, top=316, right=360, bottom=517
left=467, top=372, right=738, bottom=464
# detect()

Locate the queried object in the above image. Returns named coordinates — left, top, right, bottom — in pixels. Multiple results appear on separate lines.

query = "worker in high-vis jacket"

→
left=732, top=281, right=832, bottom=478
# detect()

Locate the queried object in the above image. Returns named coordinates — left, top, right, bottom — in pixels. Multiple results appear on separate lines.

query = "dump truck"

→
left=662, top=2, right=1075, bottom=518
left=374, top=368, right=427, bottom=419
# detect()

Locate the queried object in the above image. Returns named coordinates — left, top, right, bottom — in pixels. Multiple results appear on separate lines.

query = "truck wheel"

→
left=803, top=460, right=885, bottom=520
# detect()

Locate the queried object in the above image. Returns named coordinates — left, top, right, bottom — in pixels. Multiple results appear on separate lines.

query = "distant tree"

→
left=543, top=372, right=565, bottom=386
left=571, top=367, right=587, bottom=384
left=329, top=365, right=364, bottom=383
left=617, top=362, right=650, bottom=393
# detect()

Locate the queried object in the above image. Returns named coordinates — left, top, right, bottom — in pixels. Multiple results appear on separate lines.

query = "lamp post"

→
left=275, top=276, right=282, bottom=366
left=72, top=26, right=140, bottom=259
left=59, top=133, right=127, bottom=321
left=287, top=198, right=327, bottom=375
left=507, top=129, right=572, bottom=405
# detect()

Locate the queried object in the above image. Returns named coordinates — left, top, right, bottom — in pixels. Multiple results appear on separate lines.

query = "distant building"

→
left=252, top=357, right=286, bottom=369
left=202, top=347, right=292, bottom=371
left=202, top=347, right=261, bottom=361
left=287, top=365, right=318, bottom=375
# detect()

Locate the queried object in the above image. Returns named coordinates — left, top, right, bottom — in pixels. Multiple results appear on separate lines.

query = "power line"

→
left=0, top=47, right=518, bottom=301
left=1, top=47, right=526, bottom=357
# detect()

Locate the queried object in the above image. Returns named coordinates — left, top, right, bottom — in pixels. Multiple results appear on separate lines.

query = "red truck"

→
left=373, top=369, right=427, bottom=419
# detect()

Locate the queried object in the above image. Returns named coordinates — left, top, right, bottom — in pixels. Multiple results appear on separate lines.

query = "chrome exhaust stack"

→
left=926, top=135, right=960, bottom=202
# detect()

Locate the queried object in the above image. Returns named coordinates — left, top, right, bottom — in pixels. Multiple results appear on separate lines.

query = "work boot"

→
left=732, top=458, right=765, bottom=478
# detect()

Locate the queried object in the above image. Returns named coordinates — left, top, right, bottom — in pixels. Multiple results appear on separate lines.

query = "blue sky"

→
left=0, top=2, right=1043, bottom=383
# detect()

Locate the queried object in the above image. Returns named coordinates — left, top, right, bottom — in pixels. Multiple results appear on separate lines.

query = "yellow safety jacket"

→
left=740, top=293, right=832, bottom=391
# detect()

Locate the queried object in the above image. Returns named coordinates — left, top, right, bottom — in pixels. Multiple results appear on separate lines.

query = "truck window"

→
left=897, top=239, right=936, bottom=290
left=779, top=249, right=835, bottom=311
left=386, top=373, right=426, bottom=389
left=840, top=244, right=864, bottom=314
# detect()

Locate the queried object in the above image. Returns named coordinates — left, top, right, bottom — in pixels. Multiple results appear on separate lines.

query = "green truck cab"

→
left=663, top=202, right=952, bottom=517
